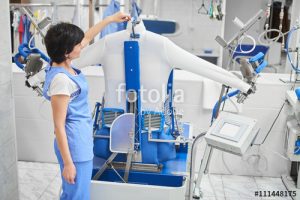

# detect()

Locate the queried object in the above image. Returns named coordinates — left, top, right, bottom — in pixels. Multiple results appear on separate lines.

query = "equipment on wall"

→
left=283, top=89, right=300, bottom=197
left=198, top=0, right=209, bottom=15
left=216, top=9, right=265, bottom=70
left=259, top=0, right=290, bottom=49
left=198, top=0, right=223, bottom=21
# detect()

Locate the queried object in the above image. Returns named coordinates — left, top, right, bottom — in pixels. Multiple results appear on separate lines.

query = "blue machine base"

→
left=92, top=151, right=187, bottom=187
left=92, top=123, right=190, bottom=187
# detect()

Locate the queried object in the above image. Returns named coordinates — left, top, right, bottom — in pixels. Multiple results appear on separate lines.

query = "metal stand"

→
left=124, top=124, right=135, bottom=182
left=93, top=153, right=118, bottom=181
left=280, top=48, right=300, bottom=84
left=192, top=145, right=213, bottom=199
left=92, top=91, right=137, bottom=182
left=281, top=175, right=300, bottom=200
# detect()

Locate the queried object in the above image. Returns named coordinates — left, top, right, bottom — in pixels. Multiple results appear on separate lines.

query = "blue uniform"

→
left=43, top=66, right=94, bottom=200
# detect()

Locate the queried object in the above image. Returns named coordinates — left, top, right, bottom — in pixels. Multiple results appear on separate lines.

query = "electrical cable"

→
left=211, top=89, right=239, bottom=124
left=228, top=100, right=287, bottom=173
left=28, top=32, right=37, bottom=50
left=233, top=34, right=256, bottom=54
left=258, top=29, right=290, bottom=46
left=221, top=152, right=232, bottom=175
left=221, top=91, right=240, bottom=115
left=286, top=27, right=300, bottom=73
left=294, top=147, right=300, bottom=154
left=221, top=87, right=229, bottom=111
left=227, top=94, right=240, bottom=114
left=188, top=132, right=206, bottom=199
left=255, top=101, right=286, bottom=145
left=259, top=145, right=289, bottom=161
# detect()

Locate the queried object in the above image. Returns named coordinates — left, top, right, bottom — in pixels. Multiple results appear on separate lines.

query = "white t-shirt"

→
left=48, top=73, right=80, bottom=100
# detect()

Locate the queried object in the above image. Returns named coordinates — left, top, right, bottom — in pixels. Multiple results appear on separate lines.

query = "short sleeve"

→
left=48, top=73, right=74, bottom=96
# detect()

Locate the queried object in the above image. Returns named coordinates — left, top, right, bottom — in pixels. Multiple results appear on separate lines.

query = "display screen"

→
left=219, top=122, right=240, bottom=138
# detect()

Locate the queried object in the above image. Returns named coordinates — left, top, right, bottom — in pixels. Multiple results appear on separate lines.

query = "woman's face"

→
left=68, top=43, right=82, bottom=60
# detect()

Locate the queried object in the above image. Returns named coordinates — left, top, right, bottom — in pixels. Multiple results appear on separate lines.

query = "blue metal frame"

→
left=124, top=41, right=142, bottom=149
left=93, top=102, right=102, bottom=131
left=167, top=70, right=176, bottom=134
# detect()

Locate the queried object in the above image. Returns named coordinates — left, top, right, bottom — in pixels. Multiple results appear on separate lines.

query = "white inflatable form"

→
left=73, top=21, right=251, bottom=111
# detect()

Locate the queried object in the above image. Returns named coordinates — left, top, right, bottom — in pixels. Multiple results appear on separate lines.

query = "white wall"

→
left=153, top=0, right=224, bottom=58
left=174, top=72, right=292, bottom=177
left=13, top=66, right=105, bottom=162
left=13, top=0, right=296, bottom=178
left=0, top=0, right=19, bottom=199
left=22, top=0, right=224, bottom=62
left=13, top=64, right=294, bottom=177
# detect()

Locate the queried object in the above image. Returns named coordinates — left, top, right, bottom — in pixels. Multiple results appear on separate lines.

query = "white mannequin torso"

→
left=73, top=21, right=251, bottom=111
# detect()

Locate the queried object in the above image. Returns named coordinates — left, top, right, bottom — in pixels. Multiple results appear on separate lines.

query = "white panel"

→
left=0, top=62, right=13, bottom=84
left=15, top=117, right=56, bottom=162
left=0, top=52, right=11, bottom=65
left=241, top=107, right=289, bottom=144
left=15, top=118, right=53, bottom=141
left=86, top=77, right=106, bottom=100
left=173, top=80, right=203, bottom=106
left=0, top=163, right=18, bottom=200
left=0, top=111, right=14, bottom=147
left=0, top=85, right=13, bottom=113
left=12, top=69, right=294, bottom=176
left=17, top=138, right=57, bottom=162
left=0, top=138, right=17, bottom=177
left=13, top=72, right=38, bottom=97
left=243, top=84, right=289, bottom=109
left=14, top=97, right=52, bottom=120
left=0, top=0, right=18, bottom=199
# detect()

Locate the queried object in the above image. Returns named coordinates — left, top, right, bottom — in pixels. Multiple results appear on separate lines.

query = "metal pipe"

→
left=148, top=136, right=188, bottom=144
left=93, top=134, right=110, bottom=138
left=89, top=0, right=95, bottom=44
left=9, top=3, right=125, bottom=8
left=215, top=85, right=226, bottom=119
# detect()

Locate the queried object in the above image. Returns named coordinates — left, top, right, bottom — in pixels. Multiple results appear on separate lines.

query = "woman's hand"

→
left=63, top=163, right=76, bottom=184
left=109, top=12, right=131, bottom=23
left=81, top=12, right=131, bottom=48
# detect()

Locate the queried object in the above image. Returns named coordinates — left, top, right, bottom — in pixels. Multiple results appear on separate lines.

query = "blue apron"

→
left=43, top=65, right=93, bottom=200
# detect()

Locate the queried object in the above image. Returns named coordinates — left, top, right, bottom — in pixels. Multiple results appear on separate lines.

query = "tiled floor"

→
left=18, top=161, right=293, bottom=200
left=18, top=161, right=61, bottom=200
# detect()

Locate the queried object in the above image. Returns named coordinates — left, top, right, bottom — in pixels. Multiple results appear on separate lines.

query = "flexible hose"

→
left=233, top=34, right=256, bottom=54
left=188, top=132, right=206, bottom=200
left=258, top=29, right=288, bottom=46
left=286, top=27, right=300, bottom=73
left=211, top=89, right=240, bottom=124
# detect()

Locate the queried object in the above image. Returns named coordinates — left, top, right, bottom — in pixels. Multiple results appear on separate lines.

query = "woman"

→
left=42, top=12, right=130, bottom=200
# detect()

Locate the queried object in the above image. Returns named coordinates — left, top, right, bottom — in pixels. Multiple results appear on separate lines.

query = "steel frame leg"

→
left=92, top=152, right=118, bottom=180
left=192, top=145, right=213, bottom=199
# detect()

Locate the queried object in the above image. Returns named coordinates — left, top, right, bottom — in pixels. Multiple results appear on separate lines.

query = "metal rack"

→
left=9, top=3, right=125, bottom=8
left=10, top=1, right=125, bottom=30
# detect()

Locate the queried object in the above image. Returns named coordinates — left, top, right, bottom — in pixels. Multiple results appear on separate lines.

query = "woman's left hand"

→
left=109, top=12, right=131, bottom=23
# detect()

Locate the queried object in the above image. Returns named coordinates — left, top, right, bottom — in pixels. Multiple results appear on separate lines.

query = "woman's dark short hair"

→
left=44, top=22, right=84, bottom=64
